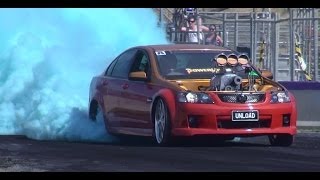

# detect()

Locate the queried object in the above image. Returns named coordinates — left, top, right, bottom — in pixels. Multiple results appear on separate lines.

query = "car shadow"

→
left=12, top=134, right=269, bottom=148
left=106, top=135, right=270, bottom=147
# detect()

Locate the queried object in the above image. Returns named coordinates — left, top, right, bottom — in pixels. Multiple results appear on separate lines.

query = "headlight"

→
left=177, top=92, right=214, bottom=104
left=270, top=91, right=291, bottom=103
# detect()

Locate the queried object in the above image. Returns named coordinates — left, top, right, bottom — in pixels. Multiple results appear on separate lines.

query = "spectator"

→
left=205, top=24, right=223, bottom=46
left=181, top=15, right=209, bottom=43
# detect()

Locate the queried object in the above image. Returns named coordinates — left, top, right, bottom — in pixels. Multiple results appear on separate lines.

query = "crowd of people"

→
left=180, top=14, right=223, bottom=46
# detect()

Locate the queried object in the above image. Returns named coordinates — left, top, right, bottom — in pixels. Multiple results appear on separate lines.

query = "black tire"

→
left=153, top=98, right=172, bottom=146
left=91, top=104, right=109, bottom=132
left=95, top=105, right=105, bottom=125
left=268, top=134, right=294, bottom=147
left=89, top=101, right=98, bottom=121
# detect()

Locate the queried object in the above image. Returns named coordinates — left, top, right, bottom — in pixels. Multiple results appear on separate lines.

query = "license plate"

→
left=232, top=110, right=259, bottom=121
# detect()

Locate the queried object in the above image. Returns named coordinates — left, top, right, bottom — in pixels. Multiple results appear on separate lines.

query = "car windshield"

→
left=155, top=50, right=259, bottom=80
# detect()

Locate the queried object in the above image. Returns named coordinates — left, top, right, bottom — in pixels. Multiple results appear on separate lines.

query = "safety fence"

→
left=165, top=8, right=320, bottom=82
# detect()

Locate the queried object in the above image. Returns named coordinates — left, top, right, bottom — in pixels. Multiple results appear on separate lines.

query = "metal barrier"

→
left=289, top=8, right=319, bottom=82
left=279, top=81, right=320, bottom=126
left=164, top=8, right=320, bottom=82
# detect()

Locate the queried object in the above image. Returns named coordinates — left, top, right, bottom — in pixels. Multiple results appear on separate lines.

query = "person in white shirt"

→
left=181, top=15, right=209, bottom=43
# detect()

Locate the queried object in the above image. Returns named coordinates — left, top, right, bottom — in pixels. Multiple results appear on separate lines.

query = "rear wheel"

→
left=89, top=101, right=98, bottom=121
left=95, top=106, right=105, bottom=125
left=90, top=103, right=108, bottom=130
left=268, top=134, right=294, bottom=147
left=153, top=98, right=171, bottom=146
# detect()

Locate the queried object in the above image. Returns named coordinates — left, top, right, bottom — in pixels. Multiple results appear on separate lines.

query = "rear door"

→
left=103, top=49, right=137, bottom=128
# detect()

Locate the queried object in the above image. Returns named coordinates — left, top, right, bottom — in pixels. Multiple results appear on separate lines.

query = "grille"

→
left=217, top=93, right=265, bottom=103
left=217, top=120, right=271, bottom=129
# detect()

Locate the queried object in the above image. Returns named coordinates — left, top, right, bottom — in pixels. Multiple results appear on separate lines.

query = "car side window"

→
left=111, top=49, right=137, bottom=78
left=130, top=50, right=150, bottom=76
left=105, top=59, right=117, bottom=76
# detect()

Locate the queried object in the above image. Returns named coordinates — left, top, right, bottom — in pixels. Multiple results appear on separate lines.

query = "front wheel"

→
left=153, top=98, right=172, bottom=146
left=268, top=134, right=294, bottom=147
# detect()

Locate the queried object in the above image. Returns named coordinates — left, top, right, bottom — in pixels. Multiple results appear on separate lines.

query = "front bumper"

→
left=172, top=127, right=297, bottom=136
left=170, top=101, right=297, bottom=137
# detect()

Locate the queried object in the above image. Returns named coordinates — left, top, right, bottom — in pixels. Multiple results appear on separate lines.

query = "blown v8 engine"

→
left=210, top=73, right=242, bottom=91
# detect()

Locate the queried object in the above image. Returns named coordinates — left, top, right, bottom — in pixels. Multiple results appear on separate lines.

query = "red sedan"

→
left=88, top=44, right=297, bottom=146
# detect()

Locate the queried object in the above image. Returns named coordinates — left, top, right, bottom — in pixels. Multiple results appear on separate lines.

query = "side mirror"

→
left=260, top=69, right=273, bottom=79
left=129, top=71, right=148, bottom=81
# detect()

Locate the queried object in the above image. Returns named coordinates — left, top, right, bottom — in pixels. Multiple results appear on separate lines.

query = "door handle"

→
left=122, top=83, right=129, bottom=89
left=102, top=81, right=108, bottom=86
